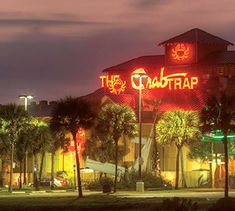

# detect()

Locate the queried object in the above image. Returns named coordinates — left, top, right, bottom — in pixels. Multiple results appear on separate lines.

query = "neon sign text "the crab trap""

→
left=99, top=67, right=199, bottom=94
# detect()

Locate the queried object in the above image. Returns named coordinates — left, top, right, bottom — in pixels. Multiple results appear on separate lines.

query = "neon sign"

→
left=171, top=44, right=190, bottom=61
left=100, top=67, right=199, bottom=94
left=100, top=75, right=126, bottom=94
left=131, top=68, right=198, bottom=90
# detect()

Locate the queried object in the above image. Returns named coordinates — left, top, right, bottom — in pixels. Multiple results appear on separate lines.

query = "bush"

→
left=84, top=180, right=102, bottom=191
left=85, top=177, right=114, bottom=191
left=117, top=171, right=172, bottom=190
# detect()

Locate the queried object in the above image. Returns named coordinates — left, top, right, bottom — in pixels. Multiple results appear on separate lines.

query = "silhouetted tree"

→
left=201, top=93, right=235, bottom=198
left=48, top=130, right=69, bottom=190
left=50, top=97, right=96, bottom=198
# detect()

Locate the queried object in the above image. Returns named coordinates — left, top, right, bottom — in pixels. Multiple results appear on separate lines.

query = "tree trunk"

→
left=39, top=151, right=45, bottom=183
left=209, top=142, right=213, bottom=188
left=72, top=132, right=83, bottom=198
left=209, top=162, right=213, bottom=188
left=180, top=149, right=187, bottom=188
left=153, top=116, right=160, bottom=176
left=175, top=146, right=180, bottom=189
left=33, top=154, right=39, bottom=191
left=99, top=172, right=103, bottom=181
left=9, top=142, right=14, bottom=193
left=223, top=131, right=229, bottom=198
left=114, top=139, right=118, bottom=193
left=19, top=160, right=23, bottom=189
left=51, top=152, right=55, bottom=190
left=1, top=160, right=5, bottom=187
left=23, top=152, right=27, bottom=185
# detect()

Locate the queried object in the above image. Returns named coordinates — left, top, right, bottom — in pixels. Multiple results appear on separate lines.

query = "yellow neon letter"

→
left=191, top=77, right=198, bottom=89
left=100, top=76, right=107, bottom=87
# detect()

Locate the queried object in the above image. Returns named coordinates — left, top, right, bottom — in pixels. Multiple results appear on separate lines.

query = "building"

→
left=84, top=28, right=235, bottom=187
left=1, top=28, right=234, bottom=188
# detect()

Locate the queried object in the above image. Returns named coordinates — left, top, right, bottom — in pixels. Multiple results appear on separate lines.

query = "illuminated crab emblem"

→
left=171, top=44, right=190, bottom=61
left=108, top=78, right=126, bottom=94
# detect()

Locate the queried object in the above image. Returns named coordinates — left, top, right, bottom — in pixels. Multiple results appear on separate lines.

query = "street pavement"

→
left=0, top=189, right=234, bottom=199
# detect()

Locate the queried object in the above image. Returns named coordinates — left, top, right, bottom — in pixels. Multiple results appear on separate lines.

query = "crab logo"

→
left=171, top=44, right=190, bottom=61
left=108, top=78, right=126, bottom=94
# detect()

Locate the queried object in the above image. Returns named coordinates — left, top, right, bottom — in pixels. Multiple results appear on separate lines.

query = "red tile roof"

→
left=103, top=55, right=164, bottom=74
left=159, top=28, right=233, bottom=46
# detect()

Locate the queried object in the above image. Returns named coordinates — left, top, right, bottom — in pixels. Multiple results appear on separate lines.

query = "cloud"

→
left=0, top=25, right=160, bottom=104
left=131, top=0, right=172, bottom=9
left=0, top=18, right=109, bottom=26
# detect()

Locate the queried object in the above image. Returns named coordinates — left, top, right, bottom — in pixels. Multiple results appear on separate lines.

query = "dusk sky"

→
left=1, top=0, right=235, bottom=104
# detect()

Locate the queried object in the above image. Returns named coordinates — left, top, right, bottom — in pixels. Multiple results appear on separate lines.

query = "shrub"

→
left=117, top=171, right=172, bottom=189
left=84, top=180, right=102, bottom=191
left=85, top=177, right=114, bottom=191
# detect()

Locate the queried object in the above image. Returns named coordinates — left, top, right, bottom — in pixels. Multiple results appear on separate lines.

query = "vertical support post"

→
left=138, top=76, right=142, bottom=181
left=9, top=143, right=14, bottom=193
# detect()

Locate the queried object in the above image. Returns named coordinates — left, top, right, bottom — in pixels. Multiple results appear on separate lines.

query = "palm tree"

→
left=16, top=131, right=28, bottom=189
left=48, top=130, right=69, bottom=190
left=95, top=104, right=137, bottom=192
left=201, top=92, right=235, bottom=198
left=0, top=120, right=11, bottom=187
left=157, top=110, right=201, bottom=189
left=28, top=120, right=51, bottom=190
left=145, top=99, right=162, bottom=176
left=50, top=97, right=96, bottom=198
left=0, top=104, right=29, bottom=193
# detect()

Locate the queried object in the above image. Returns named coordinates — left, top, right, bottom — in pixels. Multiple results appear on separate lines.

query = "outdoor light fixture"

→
left=133, top=71, right=147, bottom=192
left=19, top=95, right=33, bottom=111
left=202, top=130, right=235, bottom=142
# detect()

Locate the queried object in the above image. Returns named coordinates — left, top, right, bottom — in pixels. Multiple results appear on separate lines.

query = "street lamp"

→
left=132, top=71, right=147, bottom=192
left=18, top=95, right=33, bottom=187
left=19, top=95, right=33, bottom=111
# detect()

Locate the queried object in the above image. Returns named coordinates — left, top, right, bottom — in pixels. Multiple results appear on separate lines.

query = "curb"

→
left=31, top=191, right=46, bottom=194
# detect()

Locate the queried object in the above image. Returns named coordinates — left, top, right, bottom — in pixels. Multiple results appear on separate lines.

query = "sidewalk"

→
left=0, top=188, right=235, bottom=199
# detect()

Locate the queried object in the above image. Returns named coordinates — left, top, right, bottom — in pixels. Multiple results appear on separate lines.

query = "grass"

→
left=0, top=194, right=215, bottom=211
left=0, top=188, right=234, bottom=210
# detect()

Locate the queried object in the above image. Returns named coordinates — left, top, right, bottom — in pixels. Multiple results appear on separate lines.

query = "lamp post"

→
left=133, top=72, right=147, bottom=192
left=19, top=95, right=33, bottom=187
left=19, top=95, right=33, bottom=111
left=73, top=164, right=76, bottom=190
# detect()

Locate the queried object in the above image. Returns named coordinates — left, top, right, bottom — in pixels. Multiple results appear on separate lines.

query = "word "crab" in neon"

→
left=131, top=68, right=198, bottom=90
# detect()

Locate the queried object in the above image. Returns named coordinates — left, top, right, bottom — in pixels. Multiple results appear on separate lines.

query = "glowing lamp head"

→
left=27, top=95, right=33, bottom=99
left=132, top=68, right=147, bottom=78
left=19, top=95, right=33, bottom=99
